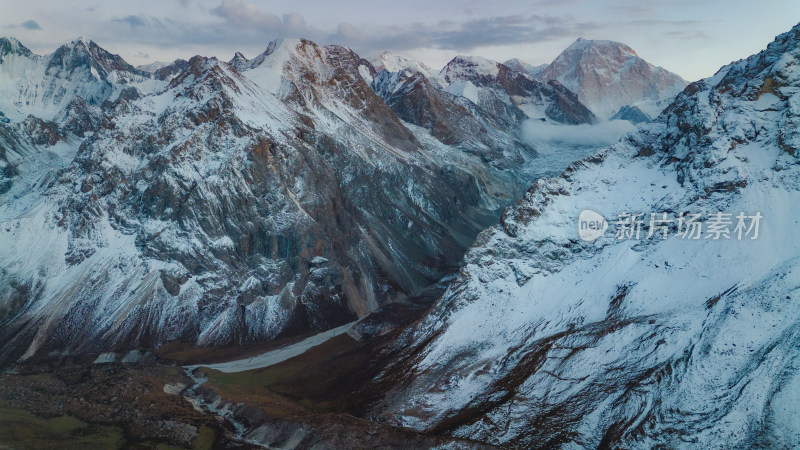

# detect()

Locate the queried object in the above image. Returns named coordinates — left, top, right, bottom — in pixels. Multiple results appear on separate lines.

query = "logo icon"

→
left=578, top=209, right=607, bottom=242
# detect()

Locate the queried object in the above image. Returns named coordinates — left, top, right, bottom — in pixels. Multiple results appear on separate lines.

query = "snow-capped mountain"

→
left=0, top=36, right=606, bottom=366
left=0, top=37, right=160, bottom=123
left=136, top=61, right=171, bottom=73
left=541, top=38, right=687, bottom=119
left=503, top=57, right=547, bottom=78
left=370, top=23, right=800, bottom=448
left=437, top=55, right=596, bottom=124
left=371, top=51, right=434, bottom=77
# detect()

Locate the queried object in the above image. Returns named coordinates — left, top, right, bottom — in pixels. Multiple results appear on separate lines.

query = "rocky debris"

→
left=0, top=363, right=233, bottom=447
left=21, top=115, right=61, bottom=146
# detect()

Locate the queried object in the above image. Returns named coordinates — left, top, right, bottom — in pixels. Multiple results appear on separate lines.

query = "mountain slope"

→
left=0, top=37, right=160, bottom=123
left=371, top=51, right=434, bottom=77
left=438, top=55, right=596, bottom=125
left=371, top=23, right=800, bottom=448
left=541, top=38, right=686, bottom=119
left=0, top=37, right=608, bottom=367
left=503, top=58, right=546, bottom=79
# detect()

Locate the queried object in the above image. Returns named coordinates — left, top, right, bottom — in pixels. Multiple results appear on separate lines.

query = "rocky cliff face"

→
left=609, top=104, right=652, bottom=124
left=371, top=23, right=800, bottom=448
left=438, top=55, right=597, bottom=125
left=541, top=38, right=687, bottom=119
left=0, top=37, right=602, bottom=366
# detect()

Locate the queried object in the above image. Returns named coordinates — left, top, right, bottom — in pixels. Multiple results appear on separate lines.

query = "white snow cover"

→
left=3, top=35, right=574, bottom=363
left=241, top=38, right=304, bottom=94
left=434, top=53, right=594, bottom=124
left=0, top=38, right=163, bottom=122
left=382, top=24, right=800, bottom=448
left=371, top=51, right=433, bottom=77
left=444, top=80, right=480, bottom=105
left=136, top=61, right=171, bottom=73
left=438, top=55, right=499, bottom=82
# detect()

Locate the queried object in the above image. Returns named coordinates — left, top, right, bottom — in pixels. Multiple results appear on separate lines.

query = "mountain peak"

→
left=229, top=51, right=249, bottom=71
left=0, top=36, right=33, bottom=58
left=72, top=36, right=93, bottom=46
left=503, top=58, right=546, bottom=78
left=541, top=38, right=685, bottom=118
left=440, top=55, right=500, bottom=83
left=370, top=51, right=432, bottom=75
left=564, top=37, right=638, bottom=57
left=246, top=38, right=314, bottom=71
left=263, top=38, right=306, bottom=57
left=47, top=37, right=146, bottom=81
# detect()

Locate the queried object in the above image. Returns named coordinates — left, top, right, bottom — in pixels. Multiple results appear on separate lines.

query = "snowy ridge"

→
left=0, top=37, right=163, bottom=122
left=376, top=23, right=800, bottom=448
left=0, top=35, right=592, bottom=365
left=436, top=54, right=596, bottom=125
left=371, top=51, right=433, bottom=77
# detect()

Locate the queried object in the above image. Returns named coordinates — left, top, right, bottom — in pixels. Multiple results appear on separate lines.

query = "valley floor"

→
left=0, top=282, right=487, bottom=449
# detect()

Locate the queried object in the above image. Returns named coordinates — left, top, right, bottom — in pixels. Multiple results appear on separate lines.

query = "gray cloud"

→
left=662, top=29, right=710, bottom=41
left=324, top=14, right=597, bottom=57
left=205, top=1, right=587, bottom=57
left=211, top=0, right=282, bottom=30
left=210, top=0, right=310, bottom=36
left=21, top=20, right=42, bottom=30
left=117, top=15, right=148, bottom=28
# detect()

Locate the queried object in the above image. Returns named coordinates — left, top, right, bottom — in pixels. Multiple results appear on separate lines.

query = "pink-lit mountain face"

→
left=541, top=38, right=687, bottom=119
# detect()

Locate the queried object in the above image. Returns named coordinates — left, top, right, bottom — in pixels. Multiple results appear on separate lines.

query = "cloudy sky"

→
left=1, top=0, right=798, bottom=81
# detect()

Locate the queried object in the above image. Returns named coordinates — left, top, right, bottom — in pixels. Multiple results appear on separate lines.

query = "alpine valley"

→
left=0, top=20, right=798, bottom=449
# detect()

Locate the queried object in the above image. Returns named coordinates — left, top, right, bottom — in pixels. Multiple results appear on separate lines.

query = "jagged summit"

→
left=244, top=38, right=308, bottom=78
left=439, top=55, right=501, bottom=85
left=228, top=51, right=249, bottom=71
left=609, top=104, right=651, bottom=123
left=0, top=36, right=32, bottom=58
left=541, top=37, right=686, bottom=118
left=48, top=37, right=147, bottom=80
left=71, top=36, right=93, bottom=46
left=435, top=53, right=596, bottom=124
left=0, top=36, right=155, bottom=122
